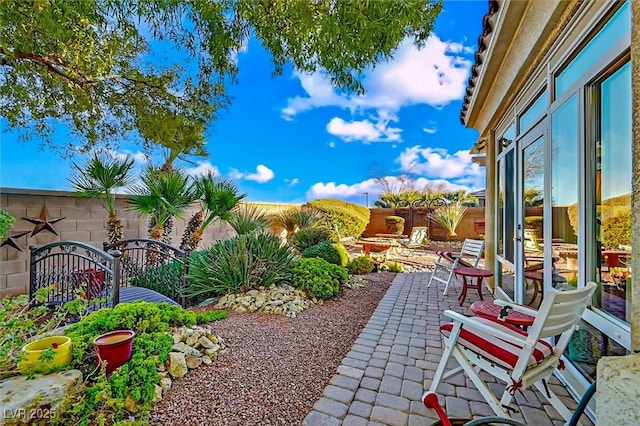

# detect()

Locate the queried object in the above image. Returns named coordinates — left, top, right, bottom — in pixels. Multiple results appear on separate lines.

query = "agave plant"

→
left=227, top=204, right=271, bottom=236
left=180, top=173, right=245, bottom=250
left=128, top=167, right=197, bottom=241
left=68, top=153, right=135, bottom=245
left=429, top=203, right=468, bottom=238
left=272, top=207, right=322, bottom=242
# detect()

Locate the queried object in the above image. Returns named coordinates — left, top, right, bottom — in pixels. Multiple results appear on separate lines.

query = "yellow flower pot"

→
left=19, top=336, right=72, bottom=374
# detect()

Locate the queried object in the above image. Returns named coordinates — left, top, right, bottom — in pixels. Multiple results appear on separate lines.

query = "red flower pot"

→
left=93, top=330, right=135, bottom=374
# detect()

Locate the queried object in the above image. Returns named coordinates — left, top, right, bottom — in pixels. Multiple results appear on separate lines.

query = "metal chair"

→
left=425, top=282, right=597, bottom=422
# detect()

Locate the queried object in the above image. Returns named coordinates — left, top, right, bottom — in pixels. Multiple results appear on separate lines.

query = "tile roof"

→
left=459, top=0, right=500, bottom=125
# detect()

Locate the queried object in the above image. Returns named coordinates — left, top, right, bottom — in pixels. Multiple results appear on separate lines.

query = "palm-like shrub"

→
left=0, top=209, right=15, bottom=241
left=272, top=207, right=322, bottom=242
left=180, top=174, right=245, bottom=250
left=289, top=258, right=347, bottom=299
left=185, top=232, right=296, bottom=299
left=128, top=167, right=197, bottom=241
left=68, top=153, right=135, bottom=244
left=429, top=203, right=468, bottom=238
left=302, top=242, right=349, bottom=266
left=227, top=204, right=271, bottom=235
left=289, top=227, right=333, bottom=252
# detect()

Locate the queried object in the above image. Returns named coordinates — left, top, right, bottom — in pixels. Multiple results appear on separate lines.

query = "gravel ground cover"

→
left=151, top=272, right=396, bottom=425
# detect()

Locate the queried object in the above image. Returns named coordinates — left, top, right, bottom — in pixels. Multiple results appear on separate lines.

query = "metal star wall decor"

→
left=1, top=230, right=30, bottom=251
left=22, top=206, right=66, bottom=236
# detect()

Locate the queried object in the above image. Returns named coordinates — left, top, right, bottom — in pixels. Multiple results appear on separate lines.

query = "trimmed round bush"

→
left=384, top=215, right=405, bottom=235
left=346, top=256, right=375, bottom=275
left=306, top=198, right=370, bottom=238
left=302, top=241, right=349, bottom=267
left=289, top=226, right=333, bottom=252
left=289, top=258, right=347, bottom=299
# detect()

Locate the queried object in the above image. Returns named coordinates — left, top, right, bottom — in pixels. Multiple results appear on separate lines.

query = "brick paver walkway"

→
left=303, top=272, right=594, bottom=426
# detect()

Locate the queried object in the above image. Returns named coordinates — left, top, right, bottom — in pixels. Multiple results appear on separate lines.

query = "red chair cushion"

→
left=435, top=251, right=472, bottom=268
left=440, top=317, right=553, bottom=370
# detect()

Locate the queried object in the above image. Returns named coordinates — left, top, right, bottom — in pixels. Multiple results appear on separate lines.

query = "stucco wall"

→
left=0, top=188, right=300, bottom=298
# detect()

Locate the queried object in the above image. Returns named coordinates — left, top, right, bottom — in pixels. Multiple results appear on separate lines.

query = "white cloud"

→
left=285, top=178, right=300, bottom=187
left=422, top=121, right=438, bottom=134
left=185, top=161, right=219, bottom=177
left=396, top=145, right=484, bottom=187
left=306, top=176, right=473, bottom=202
left=326, top=111, right=402, bottom=143
left=230, top=164, right=275, bottom=183
left=281, top=33, right=473, bottom=119
left=328, top=141, right=336, bottom=148
left=104, top=149, right=148, bottom=165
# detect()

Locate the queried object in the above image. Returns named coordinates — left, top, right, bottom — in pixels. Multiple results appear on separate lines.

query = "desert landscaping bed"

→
left=151, top=272, right=396, bottom=425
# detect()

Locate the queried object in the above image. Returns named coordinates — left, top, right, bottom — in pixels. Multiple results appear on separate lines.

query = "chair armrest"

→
left=493, top=300, right=539, bottom=317
left=443, top=310, right=527, bottom=344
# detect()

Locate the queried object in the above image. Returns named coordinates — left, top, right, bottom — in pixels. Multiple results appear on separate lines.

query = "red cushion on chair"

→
left=440, top=317, right=553, bottom=370
left=436, top=251, right=473, bottom=268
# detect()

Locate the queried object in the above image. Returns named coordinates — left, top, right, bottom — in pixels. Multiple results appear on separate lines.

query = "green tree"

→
left=68, top=153, right=135, bottom=244
left=180, top=174, right=245, bottom=250
left=1, top=0, right=442, bottom=152
left=442, top=189, right=478, bottom=207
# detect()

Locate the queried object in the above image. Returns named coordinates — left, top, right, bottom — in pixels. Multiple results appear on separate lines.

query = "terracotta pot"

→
left=93, top=330, right=135, bottom=374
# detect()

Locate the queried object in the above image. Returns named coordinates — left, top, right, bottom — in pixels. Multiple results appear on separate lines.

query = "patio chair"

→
left=394, top=226, right=428, bottom=256
left=424, top=281, right=597, bottom=422
left=427, top=238, right=485, bottom=295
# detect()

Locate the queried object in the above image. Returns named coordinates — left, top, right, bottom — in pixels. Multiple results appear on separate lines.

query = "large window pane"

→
left=551, top=95, right=579, bottom=285
left=595, top=62, right=632, bottom=324
left=555, top=1, right=630, bottom=98
left=519, top=90, right=547, bottom=135
left=523, top=137, right=544, bottom=308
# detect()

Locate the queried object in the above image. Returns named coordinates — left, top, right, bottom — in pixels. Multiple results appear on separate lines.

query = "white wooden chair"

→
left=394, top=226, right=428, bottom=256
left=424, top=282, right=597, bottom=422
left=427, top=238, right=485, bottom=295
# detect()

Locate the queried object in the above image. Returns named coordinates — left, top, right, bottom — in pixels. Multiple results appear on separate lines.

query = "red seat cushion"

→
left=440, top=317, right=553, bottom=370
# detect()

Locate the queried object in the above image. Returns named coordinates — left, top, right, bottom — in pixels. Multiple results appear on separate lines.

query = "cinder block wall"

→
left=0, top=188, right=300, bottom=298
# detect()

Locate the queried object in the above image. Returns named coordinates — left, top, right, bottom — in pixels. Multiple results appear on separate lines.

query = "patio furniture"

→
left=423, top=381, right=596, bottom=426
left=396, top=226, right=428, bottom=253
left=427, top=238, right=485, bottom=295
left=453, top=266, right=492, bottom=306
left=469, top=300, right=535, bottom=329
left=425, top=281, right=597, bottom=421
left=354, top=239, right=397, bottom=259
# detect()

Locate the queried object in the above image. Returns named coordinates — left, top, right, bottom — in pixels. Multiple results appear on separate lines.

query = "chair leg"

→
left=427, top=264, right=440, bottom=288
left=428, top=324, right=460, bottom=393
left=442, top=268, right=456, bottom=295
left=532, top=379, right=574, bottom=422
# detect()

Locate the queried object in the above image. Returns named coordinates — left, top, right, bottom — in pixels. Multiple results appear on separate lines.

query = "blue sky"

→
left=0, top=0, right=487, bottom=206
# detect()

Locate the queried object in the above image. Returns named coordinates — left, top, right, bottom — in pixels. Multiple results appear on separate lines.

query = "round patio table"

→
left=453, top=266, right=493, bottom=306
left=470, top=300, right=535, bottom=329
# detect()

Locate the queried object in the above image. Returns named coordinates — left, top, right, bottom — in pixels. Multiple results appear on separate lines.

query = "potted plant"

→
left=384, top=215, right=405, bottom=235
left=93, top=330, right=135, bottom=374
left=20, top=335, right=72, bottom=374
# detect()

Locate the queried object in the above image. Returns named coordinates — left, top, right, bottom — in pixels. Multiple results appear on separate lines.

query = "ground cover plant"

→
left=302, top=241, right=349, bottom=267
left=289, top=258, right=347, bottom=300
left=346, top=256, right=375, bottom=275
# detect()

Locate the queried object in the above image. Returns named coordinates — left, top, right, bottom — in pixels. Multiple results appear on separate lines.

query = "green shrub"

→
left=227, top=204, right=271, bottom=235
left=0, top=209, right=15, bottom=241
left=195, top=309, right=228, bottom=324
left=289, top=258, right=347, bottom=299
left=306, top=198, right=370, bottom=238
left=65, top=301, right=196, bottom=367
left=346, top=256, right=375, bottom=274
left=601, top=210, right=632, bottom=249
left=384, top=215, right=405, bottom=234
left=302, top=242, right=349, bottom=266
left=289, top=226, right=333, bottom=252
left=386, top=261, right=405, bottom=272
left=185, top=232, right=296, bottom=298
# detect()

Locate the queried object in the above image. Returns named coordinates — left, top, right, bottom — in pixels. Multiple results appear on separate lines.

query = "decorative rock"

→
left=185, top=355, right=202, bottom=370
left=172, top=342, right=189, bottom=353
left=125, top=394, right=139, bottom=413
left=172, top=331, right=183, bottom=344
left=153, top=384, right=163, bottom=402
left=160, top=377, right=172, bottom=391
left=185, top=332, right=200, bottom=346
left=201, top=355, right=213, bottom=365
left=167, top=352, right=188, bottom=379
left=0, top=370, right=83, bottom=424
left=197, top=336, right=215, bottom=349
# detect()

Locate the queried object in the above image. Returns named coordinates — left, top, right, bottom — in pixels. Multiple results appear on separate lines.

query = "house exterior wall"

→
left=0, top=188, right=300, bottom=297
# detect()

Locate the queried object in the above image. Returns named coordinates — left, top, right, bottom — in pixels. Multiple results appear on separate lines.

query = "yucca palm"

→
left=227, top=204, right=271, bottom=236
left=68, top=153, right=135, bottom=244
left=272, top=207, right=322, bottom=242
left=429, top=203, right=468, bottom=239
left=442, top=189, right=478, bottom=207
left=128, top=167, right=198, bottom=241
left=180, top=174, right=245, bottom=250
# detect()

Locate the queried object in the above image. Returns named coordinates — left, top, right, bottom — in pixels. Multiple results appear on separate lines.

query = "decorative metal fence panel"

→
left=29, top=241, right=121, bottom=311
left=103, top=239, right=190, bottom=307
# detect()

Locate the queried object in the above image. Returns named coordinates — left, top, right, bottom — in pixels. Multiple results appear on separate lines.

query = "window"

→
left=518, top=90, right=547, bottom=135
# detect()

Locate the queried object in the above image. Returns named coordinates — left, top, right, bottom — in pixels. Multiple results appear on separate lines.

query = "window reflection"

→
left=595, top=62, right=632, bottom=324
